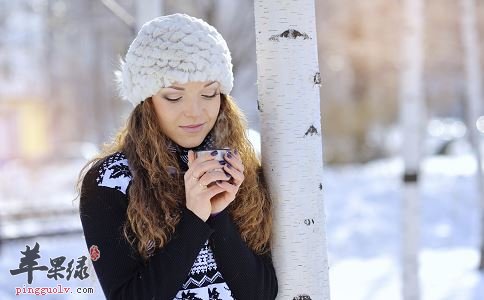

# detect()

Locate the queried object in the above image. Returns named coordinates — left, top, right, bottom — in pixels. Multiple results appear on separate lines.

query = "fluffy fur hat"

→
left=115, top=13, right=234, bottom=106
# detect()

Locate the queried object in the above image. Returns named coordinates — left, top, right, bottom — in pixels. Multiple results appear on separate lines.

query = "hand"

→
left=211, top=150, right=245, bottom=215
left=184, top=150, right=232, bottom=222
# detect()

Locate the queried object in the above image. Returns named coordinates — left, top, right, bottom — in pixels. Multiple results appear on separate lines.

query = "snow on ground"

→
left=326, top=155, right=484, bottom=300
left=0, top=154, right=483, bottom=299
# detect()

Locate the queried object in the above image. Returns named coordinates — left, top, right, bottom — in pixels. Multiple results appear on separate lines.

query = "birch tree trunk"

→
left=136, top=0, right=163, bottom=30
left=459, top=0, right=484, bottom=271
left=254, top=1, right=330, bottom=299
left=399, top=0, right=424, bottom=299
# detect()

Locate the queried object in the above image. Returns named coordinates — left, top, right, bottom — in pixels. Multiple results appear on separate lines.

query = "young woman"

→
left=76, top=13, right=277, bottom=300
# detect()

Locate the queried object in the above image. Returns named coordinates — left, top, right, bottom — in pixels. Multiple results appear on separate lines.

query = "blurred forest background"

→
left=1, top=0, right=484, bottom=299
left=2, top=0, right=483, bottom=165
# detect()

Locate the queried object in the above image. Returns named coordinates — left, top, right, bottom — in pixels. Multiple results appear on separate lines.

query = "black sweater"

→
left=79, top=151, right=278, bottom=300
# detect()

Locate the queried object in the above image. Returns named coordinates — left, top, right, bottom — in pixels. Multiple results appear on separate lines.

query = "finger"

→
left=215, top=180, right=238, bottom=194
left=188, top=164, right=222, bottom=183
left=190, top=150, right=218, bottom=168
left=233, top=149, right=241, bottom=160
left=193, top=160, right=225, bottom=179
left=199, top=169, right=231, bottom=186
left=184, top=168, right=196, bottom=183
left=223, top=164, right=244, bottom=186
left=225, top=160, right=244, bottom=177
left=188, top=151, right=220, bottom=177
left=224, top=151, right=244, bottom=172
left=187, top=150, right=194, bottom=166
left=203, top=184, right=226, bottom=198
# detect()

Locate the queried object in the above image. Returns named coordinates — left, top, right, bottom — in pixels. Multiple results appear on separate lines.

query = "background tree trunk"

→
left=399, top=0, right=425, bottom=299
left=254, top=0, right=331, bottom=299
left=459, top=0, right=484, bottom=271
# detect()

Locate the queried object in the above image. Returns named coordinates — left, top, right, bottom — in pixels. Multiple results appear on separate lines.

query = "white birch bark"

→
left=399, top=0, right=424, bottom=299
left=136, top=0, right=163, bottom=31
left=459, top=0, right=484, bottom=270
left=254, top=1, right=330, bottom=299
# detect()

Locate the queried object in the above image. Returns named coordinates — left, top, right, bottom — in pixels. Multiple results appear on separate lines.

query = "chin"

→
left=178, top=136, right=205, bottom=148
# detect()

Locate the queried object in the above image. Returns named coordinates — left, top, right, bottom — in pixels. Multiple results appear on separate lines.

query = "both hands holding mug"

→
left=184, top=149, right=245, bottom=222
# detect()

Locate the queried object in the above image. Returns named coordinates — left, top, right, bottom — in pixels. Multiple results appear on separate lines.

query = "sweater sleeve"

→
left=79, top=164, right=214, bottom=300
left=206, top=210, right=278, bottom=300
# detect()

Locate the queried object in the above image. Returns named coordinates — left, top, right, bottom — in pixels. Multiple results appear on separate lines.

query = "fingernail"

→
left=211, top=150, right=218, bottom=156
left=227, top=152, right=233, bottom=159
left=219, top=160, right=226, bottom=165
left=226, top=173, right=231, bottom=178
left=226, top=163, right=232, bottom=168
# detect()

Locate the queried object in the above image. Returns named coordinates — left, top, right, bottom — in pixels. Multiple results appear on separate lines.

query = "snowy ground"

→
left=326, top=155, right=484, bottom=300
left=0, top=155, right=483, bottom=299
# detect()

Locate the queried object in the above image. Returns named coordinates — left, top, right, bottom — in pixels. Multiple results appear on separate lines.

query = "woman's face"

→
left=151, top=81, right=221, bottom=148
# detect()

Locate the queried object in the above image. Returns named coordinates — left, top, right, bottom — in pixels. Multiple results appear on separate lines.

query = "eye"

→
left=163, top=96, right=182, bottom=102
left=202, top=92, right=219, bottom=99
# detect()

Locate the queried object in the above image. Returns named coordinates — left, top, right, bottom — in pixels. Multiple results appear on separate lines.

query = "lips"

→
left=180, top=123, right=204, bottom=128
left=179, top=123, right=205, bottom=133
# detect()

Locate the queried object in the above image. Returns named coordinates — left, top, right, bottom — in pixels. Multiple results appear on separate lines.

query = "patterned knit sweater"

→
left=78, top=133, right=278, bottom=300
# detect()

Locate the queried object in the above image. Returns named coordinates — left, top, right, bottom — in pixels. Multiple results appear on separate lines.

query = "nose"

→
left=184, top=97, right=203, bottom=117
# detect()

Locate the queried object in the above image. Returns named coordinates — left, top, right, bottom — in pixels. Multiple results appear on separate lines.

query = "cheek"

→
left=209, top=99, right=221, bottom=118
left=156, top=102, right=178, bottom=120
left=152, top=101, right=179, bottom=130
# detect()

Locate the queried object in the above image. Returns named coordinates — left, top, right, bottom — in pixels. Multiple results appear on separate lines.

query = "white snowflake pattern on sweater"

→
left=96, top=152, right=132, bottom=195
left=173, top=240, right=234, bottom=300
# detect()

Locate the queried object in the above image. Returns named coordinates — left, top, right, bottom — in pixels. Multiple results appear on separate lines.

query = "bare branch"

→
left=99, top=0, right=135, bottom=30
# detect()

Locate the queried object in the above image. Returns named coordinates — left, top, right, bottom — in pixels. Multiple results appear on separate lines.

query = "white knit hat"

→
left=115, top=13, right=234, bottom=107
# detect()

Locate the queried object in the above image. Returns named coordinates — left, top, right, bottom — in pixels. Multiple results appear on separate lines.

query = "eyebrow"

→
left=166, top=81, right=217, bottom=91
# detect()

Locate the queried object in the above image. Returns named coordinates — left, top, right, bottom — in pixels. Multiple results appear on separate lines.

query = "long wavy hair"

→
left=76, top=94, right=273, bottom=260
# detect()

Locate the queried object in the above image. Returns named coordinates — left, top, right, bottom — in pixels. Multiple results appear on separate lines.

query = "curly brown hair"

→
left=76, top=94, right=273, bottom=260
